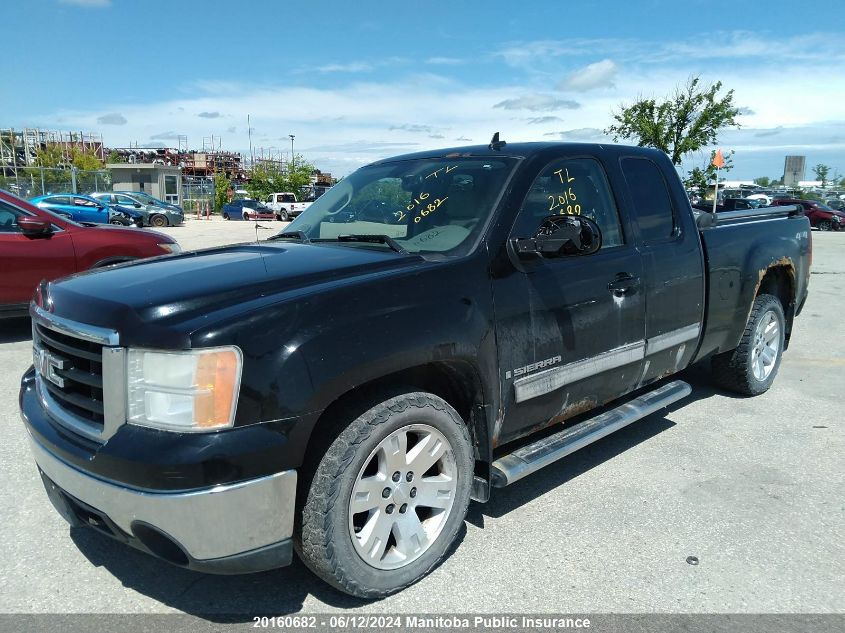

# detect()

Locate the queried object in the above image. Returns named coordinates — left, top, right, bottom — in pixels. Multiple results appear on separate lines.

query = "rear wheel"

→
left=223, top=213, right=230, bottom=220
left=711, top=293, right=785, bottom=395
left=296, top=392, right=473, bottom=598
left=818, top=219, right=832, bottom=231
left=277, top=209, right=289, bottom=222
left=109, top=219, right=123, bottom=225
left=149, top=214, right=168, bottom=227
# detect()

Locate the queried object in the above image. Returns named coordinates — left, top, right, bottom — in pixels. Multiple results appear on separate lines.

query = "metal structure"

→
left=783, top=155, right=806, bottom=187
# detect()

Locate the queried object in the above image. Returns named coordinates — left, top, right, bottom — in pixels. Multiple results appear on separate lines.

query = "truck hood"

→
left=42, top=242, right=425, bottom=346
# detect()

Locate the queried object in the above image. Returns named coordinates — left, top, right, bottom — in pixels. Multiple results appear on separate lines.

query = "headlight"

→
left=126, top=347, right=242, bottom=432
left=158, top=243, right=181, bottom=254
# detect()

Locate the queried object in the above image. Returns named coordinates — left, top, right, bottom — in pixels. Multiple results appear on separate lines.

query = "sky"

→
left=3, top=0, right=844, bottom=180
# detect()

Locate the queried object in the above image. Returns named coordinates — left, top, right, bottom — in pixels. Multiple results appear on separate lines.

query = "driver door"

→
left=492, top=155, right=646, bottom=444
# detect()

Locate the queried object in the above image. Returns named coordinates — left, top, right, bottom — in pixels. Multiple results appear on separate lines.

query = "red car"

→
left=0, top=190, right=180, bottom=318
left=772, top=198, right=845, bottom=231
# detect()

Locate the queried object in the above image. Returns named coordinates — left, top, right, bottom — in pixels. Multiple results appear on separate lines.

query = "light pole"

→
left=288, top=134, right=295, bottom=168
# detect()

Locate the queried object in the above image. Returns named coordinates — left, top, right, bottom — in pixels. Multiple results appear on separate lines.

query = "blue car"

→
left=30, top=194, right=142, bottom=226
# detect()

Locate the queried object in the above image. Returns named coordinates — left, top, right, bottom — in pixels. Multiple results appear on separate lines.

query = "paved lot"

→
left=0, top=222, right=842, bottom=617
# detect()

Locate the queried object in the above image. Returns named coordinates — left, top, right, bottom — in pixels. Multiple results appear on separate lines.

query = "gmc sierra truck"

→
left=20, top=141, right=810, bottom=599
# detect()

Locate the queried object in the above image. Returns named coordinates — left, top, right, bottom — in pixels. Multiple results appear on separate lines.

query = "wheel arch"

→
left=300, top=360, right=492, bottom=488
left=90, top=255, right=137, bottom=269
left=756, top=262, right=796, bottom=348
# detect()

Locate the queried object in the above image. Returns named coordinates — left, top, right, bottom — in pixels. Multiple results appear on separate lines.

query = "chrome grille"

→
left=34, top=323, right=105, bottom=428
left=30, top=305, right=124, bottom=442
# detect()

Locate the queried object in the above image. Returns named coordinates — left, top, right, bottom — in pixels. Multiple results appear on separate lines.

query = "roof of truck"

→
left=367, top=141, right=665, bottom=166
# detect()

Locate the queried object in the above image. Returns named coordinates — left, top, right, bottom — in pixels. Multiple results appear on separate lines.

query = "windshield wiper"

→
left=267, top=230, right=311, bottom=243
left=327, top=234, right=408, bottom=254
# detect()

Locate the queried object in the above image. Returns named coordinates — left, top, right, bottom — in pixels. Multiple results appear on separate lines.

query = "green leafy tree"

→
left=684, top=149, right=734, bottom=197
left=245, top=154, right=316, bottom=200
left=284, top=154, right=316, bottom=199
left=107, top=150, right=124, bottom=163
left=753, top=176, right=770, bottom=187
left=213, top=172, right=231, bottom=213
left=812, top=164, right=830, bottom=187
left=605, top=76, right=741, bottom=165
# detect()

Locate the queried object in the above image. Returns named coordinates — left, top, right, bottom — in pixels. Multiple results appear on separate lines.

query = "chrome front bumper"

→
left=29, top=436, right=297, bottom=573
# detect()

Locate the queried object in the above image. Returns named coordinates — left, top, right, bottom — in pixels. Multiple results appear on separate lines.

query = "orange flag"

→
left=712, top=149, right=725, bottom=169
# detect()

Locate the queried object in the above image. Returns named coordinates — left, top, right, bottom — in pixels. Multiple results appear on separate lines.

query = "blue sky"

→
left=3, top=0, right=845, bottom=179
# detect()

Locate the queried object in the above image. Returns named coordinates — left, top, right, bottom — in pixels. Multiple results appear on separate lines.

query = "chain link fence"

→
left=0, top=167, right=111, bottom=198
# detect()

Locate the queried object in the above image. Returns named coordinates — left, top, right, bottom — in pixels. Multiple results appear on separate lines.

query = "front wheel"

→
left=149, top=214, right=168, bottom=227
left=222, top=213, right=230, bottom=220
left=296, top=392, right=473, bottom=598
left=109, top=219, right=123, bottom=225
left=711, top=293, right=786, bottom=395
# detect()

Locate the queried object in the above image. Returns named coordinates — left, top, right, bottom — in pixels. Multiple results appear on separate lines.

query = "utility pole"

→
left=248, top=115, right=254, bottom=167
left=288, top=134, right=295, bottom=169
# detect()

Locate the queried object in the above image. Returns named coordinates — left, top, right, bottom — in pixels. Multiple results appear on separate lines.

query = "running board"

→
left=491, top=380, right=692, bottom=487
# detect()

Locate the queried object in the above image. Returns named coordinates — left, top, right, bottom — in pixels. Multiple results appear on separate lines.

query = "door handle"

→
left=607, top=273, right=640, bottom=296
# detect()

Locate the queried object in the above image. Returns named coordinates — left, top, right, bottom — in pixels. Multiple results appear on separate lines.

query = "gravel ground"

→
left=0, top=222, right=842, bottom=619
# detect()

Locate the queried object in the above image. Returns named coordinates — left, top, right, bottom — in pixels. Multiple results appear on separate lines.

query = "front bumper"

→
left=27, top=433, right=297, bottom=574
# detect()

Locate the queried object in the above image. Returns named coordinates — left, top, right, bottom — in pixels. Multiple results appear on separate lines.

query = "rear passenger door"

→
left=619, top=156, right=705, bottom=386
left=494, top=155, right=646, bottom=444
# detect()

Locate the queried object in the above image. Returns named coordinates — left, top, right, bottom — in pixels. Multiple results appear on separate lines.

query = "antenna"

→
left=489, top=132, right=506, bottom=151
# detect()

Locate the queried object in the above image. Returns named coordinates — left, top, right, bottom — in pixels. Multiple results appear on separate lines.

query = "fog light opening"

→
left=131, top=522, right=189, bottom=566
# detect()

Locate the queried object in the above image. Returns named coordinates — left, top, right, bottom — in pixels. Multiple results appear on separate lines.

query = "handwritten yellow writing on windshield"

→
left=414, top=196, right=449, bottom=223
left=426, top=165, right=458, bottom=179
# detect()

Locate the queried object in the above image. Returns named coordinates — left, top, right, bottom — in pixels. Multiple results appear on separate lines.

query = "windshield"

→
left=129, top=192, right=166, bottom=206
left=280, top=156, right=517, bottom=257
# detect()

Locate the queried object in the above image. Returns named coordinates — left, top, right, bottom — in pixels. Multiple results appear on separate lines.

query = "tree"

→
left=107, top=150, right=124, bottom=164
left=604, top=76, right=741, bottom=165
left=684, top=149, right=734, bottom=197
left=753, top=176, right=770, bottom=187
left=213, top=172, right=231, bottom=213
left=812, top=164, right=830, bottom=187
left=245, top=154, right=315, bottom=200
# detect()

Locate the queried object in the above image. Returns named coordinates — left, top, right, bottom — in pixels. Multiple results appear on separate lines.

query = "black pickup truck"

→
left=20, top=141, right=810, bottom=598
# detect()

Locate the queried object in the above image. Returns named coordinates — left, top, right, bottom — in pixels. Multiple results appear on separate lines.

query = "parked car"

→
left=0, top=189, right=179, bottom=318
left=222, top=198, right=275, bottom=221
left=745, top=193, right=771, bottom=206
left=90, top=192, right=184, bottom=227
left=263, top=192, right=312, bottom=221
left=19, top=141, right=810, bottom=597
left=30, top=194, right=140, bottom=226
left=772, top=198, right=845, bottom=231
left=824, top=198, right=845, bottom=211
left=115, top=190, right=184, bottom=214
left=719, top=198, right=765, bottom=211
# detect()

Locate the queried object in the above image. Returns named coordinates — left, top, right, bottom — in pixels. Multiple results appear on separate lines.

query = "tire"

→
left=711, top=293, right=786, bottom=396
left=109, top=219, right=123, bottom=225
left=818, top=220, right=832, bottom=231
left=223, top=213, right=230, bottom=220
left=150, top=214, right=168, bottom=227
left=243, top=213, right=250, bottom=221
left=296, top=392, right=473, bottom=599
left=277, top=209, right=289, bottom=222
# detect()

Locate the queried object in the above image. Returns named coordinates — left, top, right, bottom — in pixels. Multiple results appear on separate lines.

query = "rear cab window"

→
left=620, top=157, right=678, bottom=242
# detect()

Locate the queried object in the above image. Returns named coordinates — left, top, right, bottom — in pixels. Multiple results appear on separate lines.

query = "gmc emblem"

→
left=34, top=348, right=67, bottom=388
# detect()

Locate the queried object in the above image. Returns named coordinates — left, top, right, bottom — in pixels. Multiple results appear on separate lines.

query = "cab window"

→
left=621, top=157, right=677, bottom=242
left=512, top=157, right=624, bottom=248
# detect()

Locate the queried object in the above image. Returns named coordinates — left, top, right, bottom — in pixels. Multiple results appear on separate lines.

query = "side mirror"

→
left=17, top=216, right=53, bottom=236
left=134, top=203, right=142, bottom=208
left=512, top=215, right=602, bottom=259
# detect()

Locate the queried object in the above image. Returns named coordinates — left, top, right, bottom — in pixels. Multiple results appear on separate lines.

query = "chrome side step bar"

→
left=491, top=380, right=692, bottom=487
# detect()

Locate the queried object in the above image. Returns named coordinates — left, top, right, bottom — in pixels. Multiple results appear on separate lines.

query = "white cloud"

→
left=314, top=62, right=373, bottom=73
left=560, top=59, right=618, bottom=91
left=525, top=116, right=564, bottom=125
left=426, top=57, right=464, bottom=65
left=96, top=112, right=126, bottom=125
left=197, top=111, right=221, bottom=119
left=494, top=94, right=580, bottom=112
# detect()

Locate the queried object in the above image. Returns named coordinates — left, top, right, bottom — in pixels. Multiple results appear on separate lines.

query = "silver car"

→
left=90, top=192, right=184, bottom=227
